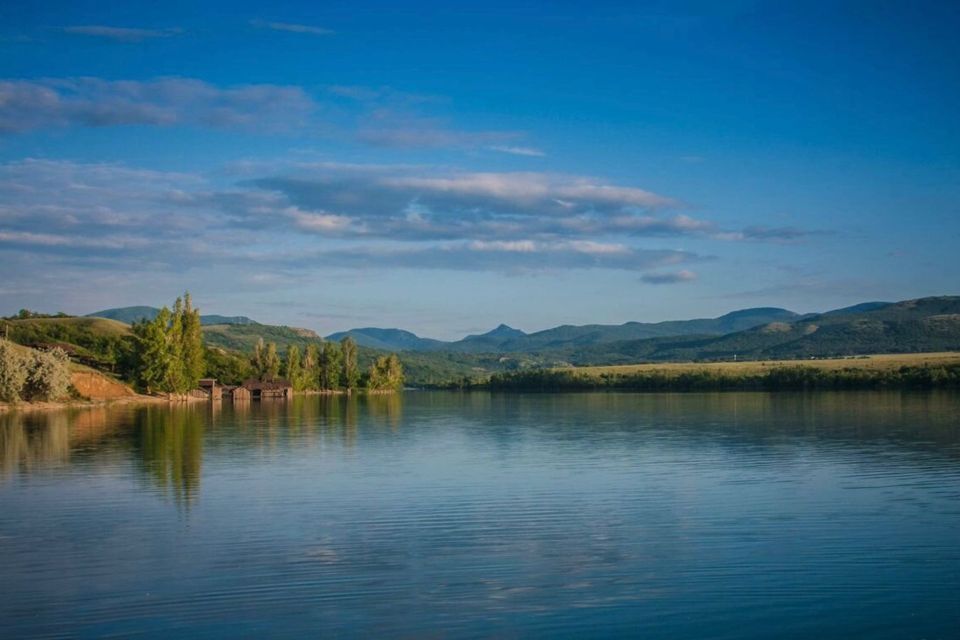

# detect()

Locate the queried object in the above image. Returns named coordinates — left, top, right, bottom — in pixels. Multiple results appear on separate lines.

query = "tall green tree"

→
left=284, top=344, right=304, bottom=390
left=303, top=343, right=320, bottom=391
left=181, top=292, right=205, bottom=388
left=134, top=307, right=172, bottom=393
left=340, top=336, right=359, bottom=391
left=263, top=342, right=281, bottom=380
left=252, top=337, right=265, bottom=378
left=319, top=341, right=341, bottom=390
left=165, top=298, right=187, bottom=393
left=367, top=354, right=404, bottom=391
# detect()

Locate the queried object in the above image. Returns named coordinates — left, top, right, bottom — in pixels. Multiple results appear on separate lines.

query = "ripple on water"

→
left=1, top=391, right=959, bottom=639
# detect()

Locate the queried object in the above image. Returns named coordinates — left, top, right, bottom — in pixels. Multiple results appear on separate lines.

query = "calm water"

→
left=1, top=392, right=959, bottom=639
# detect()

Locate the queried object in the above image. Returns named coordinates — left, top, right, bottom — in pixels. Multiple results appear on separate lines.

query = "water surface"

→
left=2, top=392, right=959, bottom=639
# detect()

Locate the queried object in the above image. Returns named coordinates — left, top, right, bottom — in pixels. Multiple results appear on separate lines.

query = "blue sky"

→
left=1, top=0, right=958, bottom=339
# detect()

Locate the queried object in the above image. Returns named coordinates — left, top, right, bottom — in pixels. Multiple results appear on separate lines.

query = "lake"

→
left=1, top=392, right=959, bottom=639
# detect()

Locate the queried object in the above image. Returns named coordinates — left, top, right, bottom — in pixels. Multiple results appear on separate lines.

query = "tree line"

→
left=129, top=293, right=403, bottom=393
left=249, top=335, right=403, bottom=392
left=479, top=364, right=960, bottom=392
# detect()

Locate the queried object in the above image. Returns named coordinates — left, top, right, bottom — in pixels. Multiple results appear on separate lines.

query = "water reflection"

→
left=0, top=411, right=71, bottom=477
left=134, top=405, right=205, bottom=506
left=1, top=391, right=960, bottom=639
left=3, top=392, right=959, bottom=484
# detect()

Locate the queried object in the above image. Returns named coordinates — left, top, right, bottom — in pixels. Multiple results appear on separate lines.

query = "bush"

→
left=0, top=339, right=28, bottom=402
left=24, top=348, right=72, bottom=401
left=0, top=340, right=72, bottom=402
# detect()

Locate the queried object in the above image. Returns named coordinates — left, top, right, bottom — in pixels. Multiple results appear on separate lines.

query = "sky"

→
left=1, top=0, right=958, bottom=339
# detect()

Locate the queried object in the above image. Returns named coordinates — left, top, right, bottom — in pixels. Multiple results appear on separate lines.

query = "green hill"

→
left=88, top=306, right=257, bottom=326
left=325, top=327, right=445, bottom=351
left=564, top=297, right=960, bottom=364
left=201, top=323, right=321, bottom=352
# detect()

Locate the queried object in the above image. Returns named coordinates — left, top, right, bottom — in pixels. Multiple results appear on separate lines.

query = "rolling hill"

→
left=563, top=297, right=960, bottom=364
left=88, top=306, right=257, bottom=326
left=325, top=327, right=446, bottom=351
left=325, top=307, right=801, bottom=353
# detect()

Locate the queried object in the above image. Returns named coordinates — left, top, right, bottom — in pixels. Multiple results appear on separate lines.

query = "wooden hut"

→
left=198, top=378, right=220, bottom=400
left=239, top=378, right=293, bottom=400
left=228, top=386, right=251, bottom=401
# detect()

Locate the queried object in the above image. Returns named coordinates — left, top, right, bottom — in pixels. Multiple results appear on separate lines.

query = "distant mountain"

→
left=565, top=296, right=960, bottom=364
left=443, top=307, right=801, bottom=353
left=326, top=308, right=801, bottom=354
left=87, top=306, right=160, bottom=324
left=200, top=315, right=258, bottom=326
left=325, top=328, right=446, bottom=351
left=88, top=306, right=257, bottom=326
left=816, top=301, right=892, bottom=318
left=455, top=324, right=527, bottom=351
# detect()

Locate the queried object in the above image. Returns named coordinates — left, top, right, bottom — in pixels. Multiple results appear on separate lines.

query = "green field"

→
left=566, top=352, right=960, bottom=377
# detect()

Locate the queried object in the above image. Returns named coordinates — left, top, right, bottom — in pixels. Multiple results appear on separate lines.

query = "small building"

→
left=240, top=378, right=293, bottom=400
left=198, top=378, right=220, bottom=400
left=227, top=386, right=251, bottom=401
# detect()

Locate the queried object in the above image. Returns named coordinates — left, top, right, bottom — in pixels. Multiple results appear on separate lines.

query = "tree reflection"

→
left=0, top=411, right=70, bottom=478
left=133, top=405, right=204, bottom=506
left=365, top=393, right=403, bottom=431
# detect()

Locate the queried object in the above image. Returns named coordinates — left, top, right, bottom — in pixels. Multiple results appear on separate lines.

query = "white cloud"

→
left=62, top=25, right=183, bottom=42
left=0, top=78, right=318, bottom=134
left=641, top=270, right=698, bottom=284
left=249, top=20, right=334, bottom=36
left=488, top=145, right=547, bottom=157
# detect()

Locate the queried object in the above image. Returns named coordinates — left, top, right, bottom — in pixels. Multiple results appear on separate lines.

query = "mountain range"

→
left=327, top=307, right=814, bottom=353
left=17, top=295, right=960, bottom=386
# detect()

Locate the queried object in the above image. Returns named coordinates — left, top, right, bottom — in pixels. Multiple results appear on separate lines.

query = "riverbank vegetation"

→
left=480, top=361, right=960, bottom=391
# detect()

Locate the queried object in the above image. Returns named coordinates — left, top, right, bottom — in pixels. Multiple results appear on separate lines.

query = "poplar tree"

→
left=340, top=336, right=359, bottom=391
left=303, top=343, right=320, bottom=390
left=134, top=308, right=172, bottom=393
left=165, top=298, right=187, bottom=392
left=181, top=292, right=205, bottom=388
left=263, top=342, right=281, bottom=380
left=252, top=338, right=265, bottom=379
left=319, top=341, right=341, bottom=390
left=367, top=354, right=404, bottom=391
left=285, top=344, right=303, bottom=390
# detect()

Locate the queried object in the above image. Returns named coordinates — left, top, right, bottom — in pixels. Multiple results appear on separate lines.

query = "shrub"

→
left=0, top=339, right=29, bottom=402
left=24, top=347, right=72, bottom=401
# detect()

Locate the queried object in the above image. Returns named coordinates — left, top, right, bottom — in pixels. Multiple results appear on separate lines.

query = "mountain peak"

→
left=482, top=324, right=527, bottom=339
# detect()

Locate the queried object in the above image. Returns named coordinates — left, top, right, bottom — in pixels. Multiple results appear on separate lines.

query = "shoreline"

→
left=0, top=388, right=402, bottom=414
left=0, top=394, right=208, bottom=414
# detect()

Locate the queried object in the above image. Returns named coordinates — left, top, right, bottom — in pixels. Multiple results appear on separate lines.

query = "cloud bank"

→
left=0, top=78, right=318, bottom=134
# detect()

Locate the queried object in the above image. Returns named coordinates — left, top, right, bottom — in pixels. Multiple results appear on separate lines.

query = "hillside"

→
left=325, top=307, right=800, bottom=353
left=326, top=327, right=445, bottom=351
left=564, top=296, right=960, bottom=364
left=464, top=307, right=800, bottom=353
left=88, top=306, right=257, bottom=326
left=201, top=323, right=321, bottom=352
